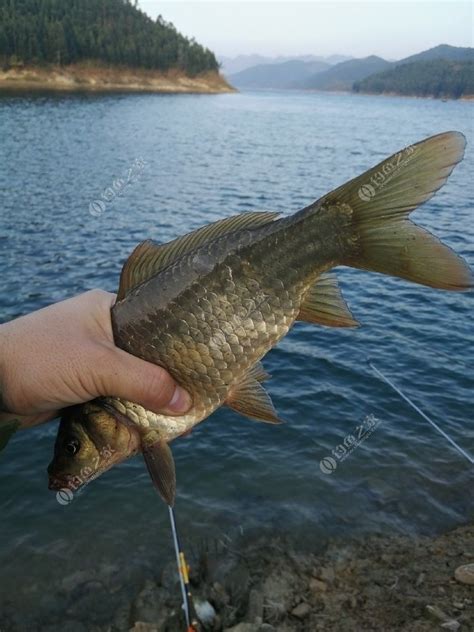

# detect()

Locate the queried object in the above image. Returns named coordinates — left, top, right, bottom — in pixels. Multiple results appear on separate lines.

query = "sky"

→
left=140, top=1, right=473, bottom=60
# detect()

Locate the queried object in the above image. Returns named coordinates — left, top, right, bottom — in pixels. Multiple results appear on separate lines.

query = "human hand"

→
left=0, top=290, right=191, bottom=428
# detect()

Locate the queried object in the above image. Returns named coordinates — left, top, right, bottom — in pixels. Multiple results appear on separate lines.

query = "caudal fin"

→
left=326, top=132, right=472, bottom=290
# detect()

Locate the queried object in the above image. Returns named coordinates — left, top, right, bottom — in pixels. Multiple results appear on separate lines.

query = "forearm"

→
left=0, top=320, right=50, bottom=428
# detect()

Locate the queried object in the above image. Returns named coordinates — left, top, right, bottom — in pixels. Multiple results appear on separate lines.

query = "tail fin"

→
left=325, top=132, right=472, bottom=290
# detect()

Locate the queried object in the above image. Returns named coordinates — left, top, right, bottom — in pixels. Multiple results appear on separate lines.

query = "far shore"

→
left=0, top=63, right=236, bottom=94
left=228, top=86, right=473, bottom=101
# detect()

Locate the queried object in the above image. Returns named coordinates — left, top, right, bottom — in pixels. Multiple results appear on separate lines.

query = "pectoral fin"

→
left=226, top=373, right=283, bottom=424
left=298, top=273, right=359, bottom=327
left=142, top=440, right=176, bottom=506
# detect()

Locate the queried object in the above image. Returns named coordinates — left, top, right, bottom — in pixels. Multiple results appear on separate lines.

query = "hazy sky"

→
left=140, top=1, right=473, bottom=60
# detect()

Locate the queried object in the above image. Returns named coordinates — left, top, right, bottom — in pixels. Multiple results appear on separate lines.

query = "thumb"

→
left=99, top=345, right=192, bottom=415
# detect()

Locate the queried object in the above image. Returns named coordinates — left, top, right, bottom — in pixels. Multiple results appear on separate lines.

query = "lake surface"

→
left=0, top=90, right=473, bottom=626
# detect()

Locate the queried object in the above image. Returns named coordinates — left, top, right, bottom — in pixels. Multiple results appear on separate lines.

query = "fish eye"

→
left=65, top=439, right=80, bottom=456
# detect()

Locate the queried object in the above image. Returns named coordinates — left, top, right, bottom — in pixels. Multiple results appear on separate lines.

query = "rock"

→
left=131, top=580, right=167, bottom=627
left=61, top=570, right=93, bottom=593
left=194, top=598, right=217, bottom=627
left=309, top=578, right=327, bottom=593
left=66, top=580, right=119, bottom=622
left=320, top=566, right=336, bottom=584
left=425, top=605, right=449, bottom=622
left=262, top=569, right=294, bottom=615
left=161, top=561, right=180, bottom=591
left=210, top=581, right=230, bottom=610
left=258, top=625, right=276, bottom=632
left=291, top=602, right=311, bottom=619
left=224, top=561, right=251, bottom=607
left=415, top=572, right=425, bottom=586
left=130, top=623, right=160, bottom=632
left=440, top=621, right=461, bottom=631
left=246, top=588, right=264, bottom=623
left=40, top=622, right=88, bottom=632
left=224, top=623, right=260, bottom=632
left=454, top=563, right=474, bottom=585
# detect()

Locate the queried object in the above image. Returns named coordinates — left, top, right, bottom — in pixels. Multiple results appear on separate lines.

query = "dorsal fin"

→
left=298, top=273, right=359, bottom=327
left=117, top=211, right=280, bottom=301
left=226, top=368, right=283, bottom=424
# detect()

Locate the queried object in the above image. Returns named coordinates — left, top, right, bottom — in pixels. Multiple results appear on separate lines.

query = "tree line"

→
left=354, top=59, right=474, bottom=99
left=0, top=0, right=219, bottom=76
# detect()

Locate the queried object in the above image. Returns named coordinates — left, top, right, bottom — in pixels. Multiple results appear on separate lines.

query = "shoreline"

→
left=1, top=522, right=472, bottom=631
left=228, top=86, right=473, bottom=101
left=0, top=64, right=236, bottom=94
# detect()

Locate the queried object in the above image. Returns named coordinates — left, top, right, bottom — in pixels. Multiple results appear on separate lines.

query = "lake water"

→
left=0, top=90, right=473, bottom=627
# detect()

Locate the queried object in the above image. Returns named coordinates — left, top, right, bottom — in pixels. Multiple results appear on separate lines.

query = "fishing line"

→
left=368, top=361, right=474, bottom=465
left=168, top=505, right=201, bottom=632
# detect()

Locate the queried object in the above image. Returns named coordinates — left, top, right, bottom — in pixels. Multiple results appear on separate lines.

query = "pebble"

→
left=415, top=572, right=425, bottom=586
left=440, top=621, right=461, bottom=631
left=309, top=578, right=328, bottom=593
left=131, top=581, right=167, bottom=626
left=129, top=623, right=160, bottom=632
left=210, top=581, right=230, bottom=609
left=454, top=563, right=474, bottom=585
left=320, top=566, right=336, bottom=583
left=246, top=588, right=264, bottom=623
left=194, top=599, right=216, bottom=626
left=224, top=623, right=260, bottom=632
left=425, top=604, right=449, bottom=622
left=291, top=602, right=311, bottom=619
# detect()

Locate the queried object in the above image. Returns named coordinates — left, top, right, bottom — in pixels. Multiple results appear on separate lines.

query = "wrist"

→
left=0, top=321, right=15, bottom=414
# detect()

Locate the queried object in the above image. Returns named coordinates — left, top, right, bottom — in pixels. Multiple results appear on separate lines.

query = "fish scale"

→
left=110, top=240, right=304, bottom=437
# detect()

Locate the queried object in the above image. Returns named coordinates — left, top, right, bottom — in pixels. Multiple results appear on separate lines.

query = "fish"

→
left=48, top=132, right=472, bottom=505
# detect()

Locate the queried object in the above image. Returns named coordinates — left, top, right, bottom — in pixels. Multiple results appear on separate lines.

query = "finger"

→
left=99, top=346, right=192, bottom=415
left=0, top=411, right=58, bottom=429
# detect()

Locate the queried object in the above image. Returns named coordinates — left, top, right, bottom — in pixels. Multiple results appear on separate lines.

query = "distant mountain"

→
left=228, top=59, right=330, bottom=90
left=223, top=45, right=474, bottom=97
left=219, top=54, right=352, bottom=75
left=398, top=44, right=474, bottom=65
left=220, top=55, right=277, bottom=75
left=354, top=59, right=474, bottom=98
left=325, top=54, right=354, bottom=65
left=297, top=55, right=392, bottom=91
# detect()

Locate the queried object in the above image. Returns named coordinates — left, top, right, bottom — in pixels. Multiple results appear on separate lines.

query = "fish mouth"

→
left=48, top=476, right=70, bottom=491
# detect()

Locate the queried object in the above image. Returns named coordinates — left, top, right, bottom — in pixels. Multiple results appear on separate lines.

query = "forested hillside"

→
left=0, top=0, right=219, bottom=76
left=354, top=59, right=474, bottom=98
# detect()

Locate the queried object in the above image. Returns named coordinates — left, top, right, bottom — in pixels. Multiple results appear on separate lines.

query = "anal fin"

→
left=298, top=273, right=359, bottom=328
left=226, top=371, right=283, bottom=424
left=142, top=440, right=176, bottom=506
